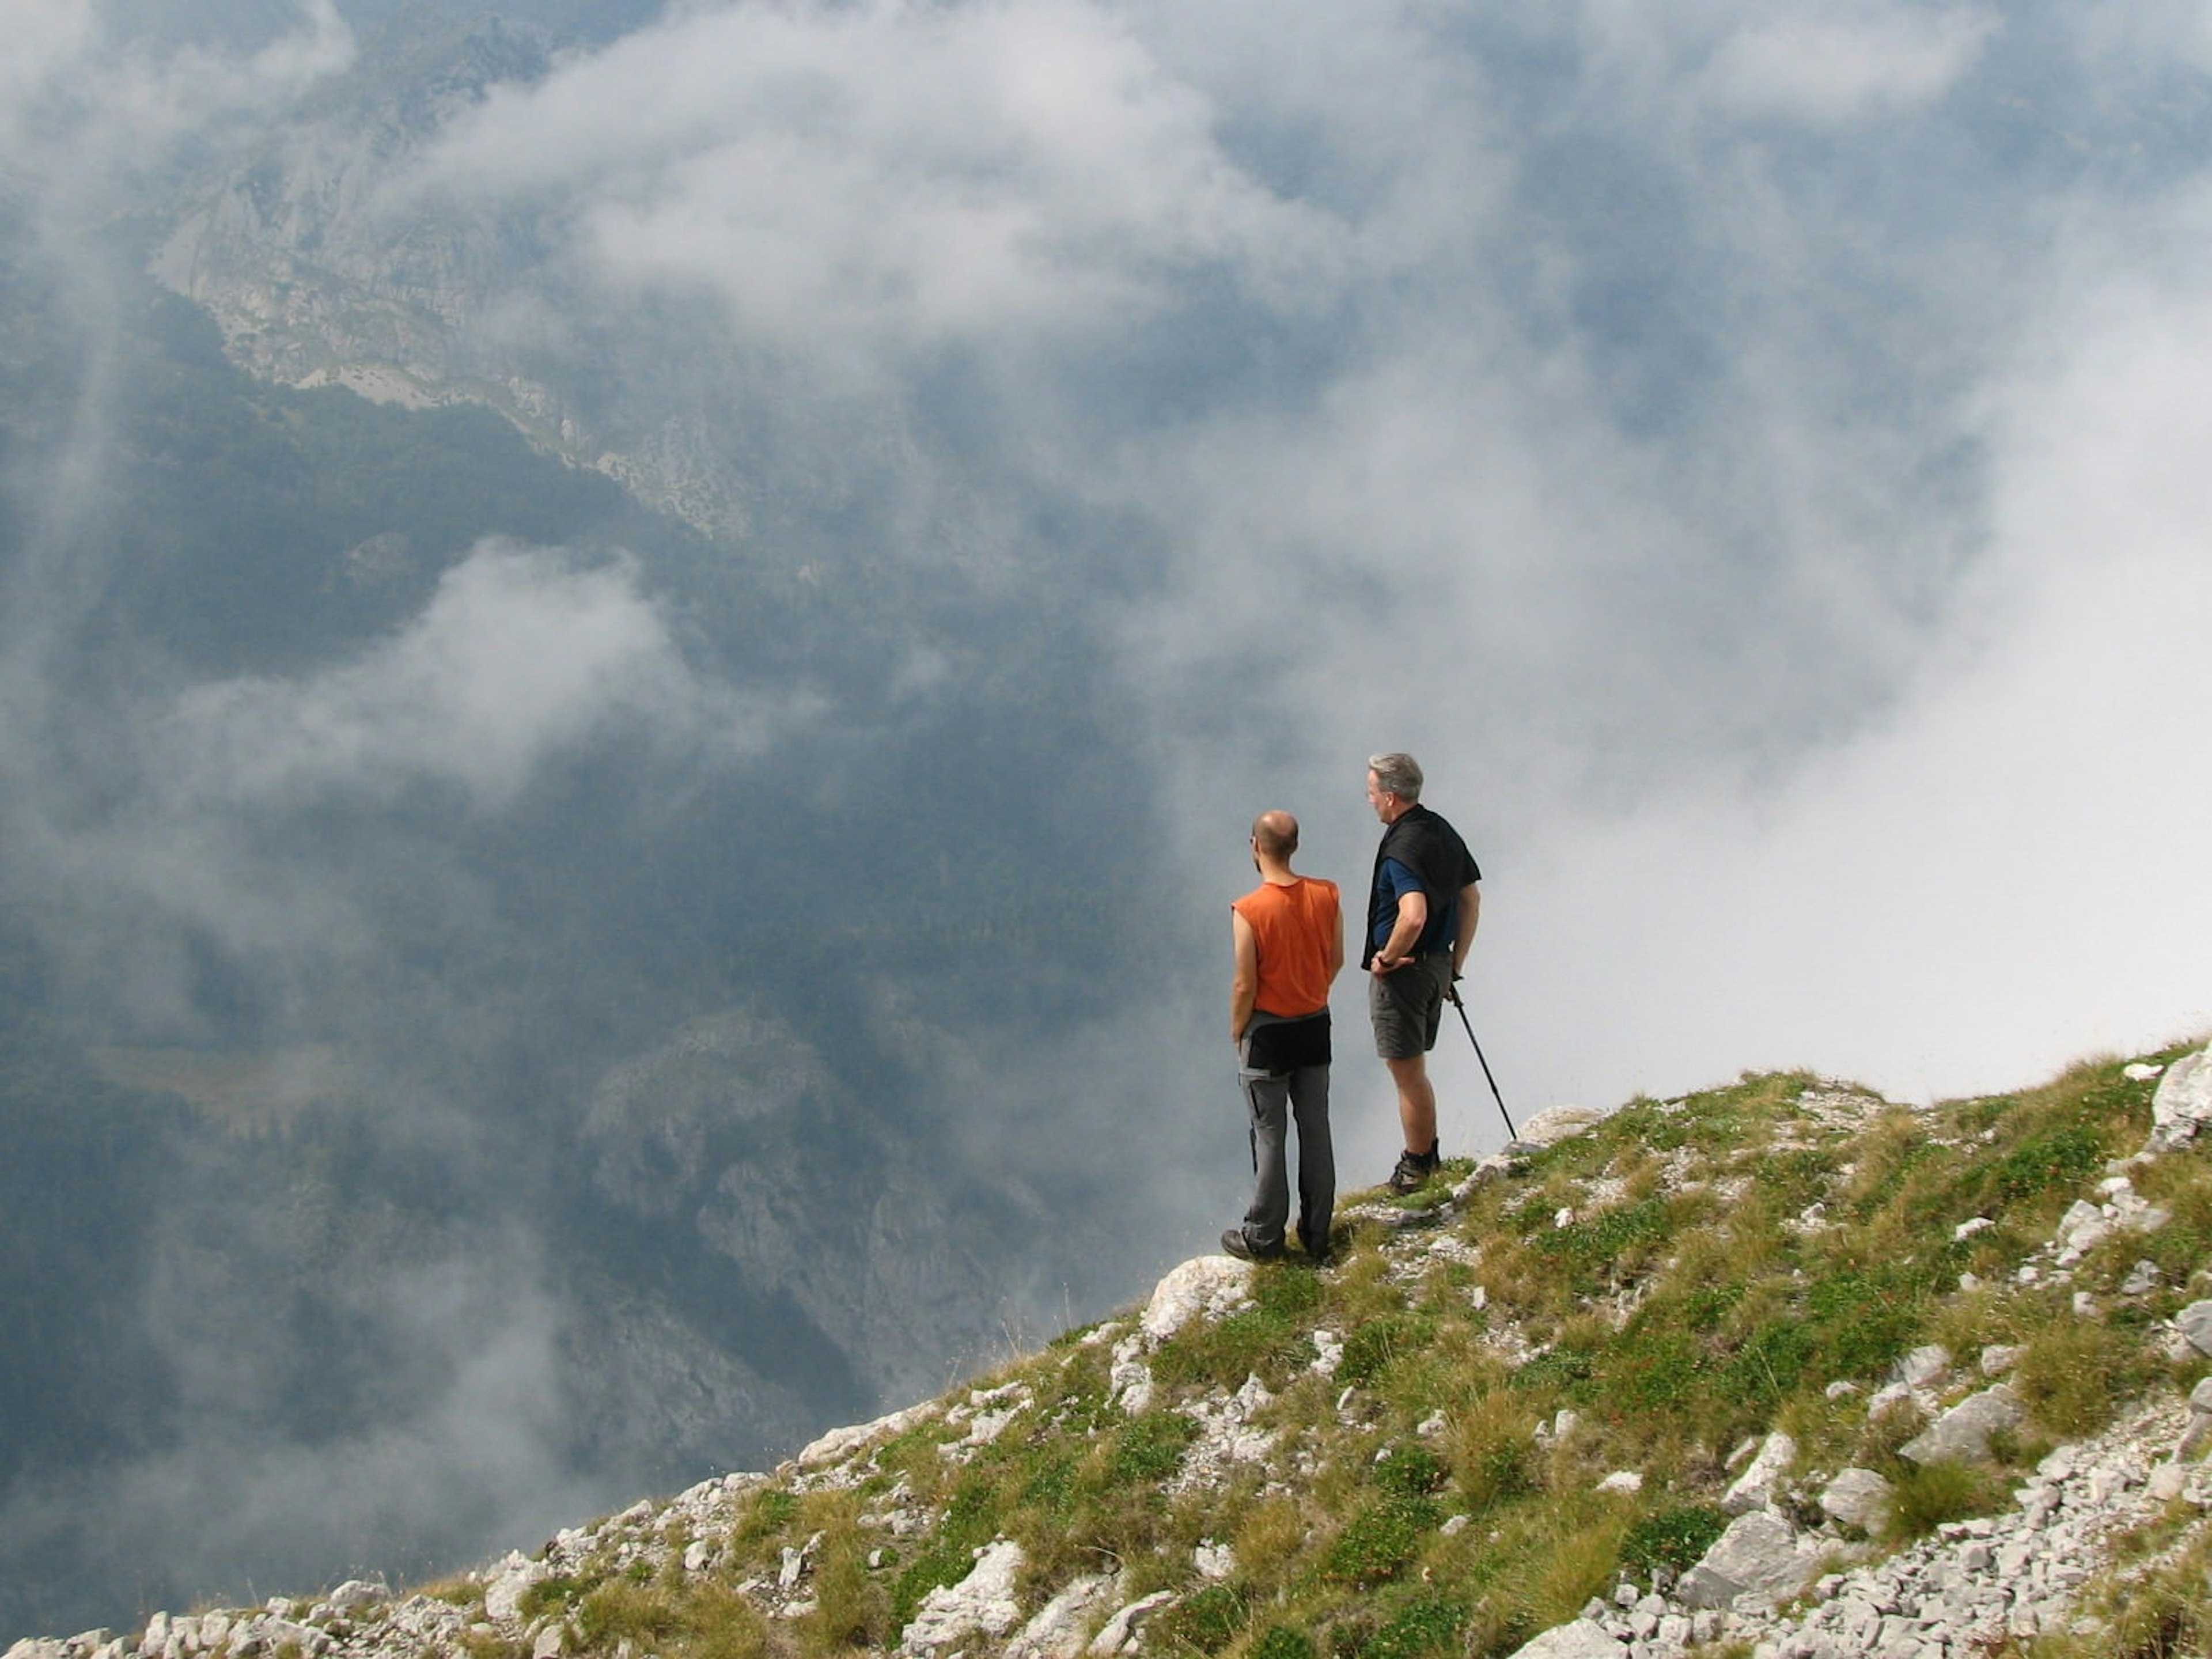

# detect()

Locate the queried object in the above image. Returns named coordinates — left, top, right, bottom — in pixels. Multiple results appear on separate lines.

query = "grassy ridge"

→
left=437, top=1041, right=2212, bottom=1659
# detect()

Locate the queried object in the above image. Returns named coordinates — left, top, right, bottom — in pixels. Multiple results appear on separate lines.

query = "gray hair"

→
left=1367, top=752, right=1423, bottom=801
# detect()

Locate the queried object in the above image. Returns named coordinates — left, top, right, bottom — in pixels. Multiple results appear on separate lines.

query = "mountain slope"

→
left=18, top=1037, right=2212, bottom=1659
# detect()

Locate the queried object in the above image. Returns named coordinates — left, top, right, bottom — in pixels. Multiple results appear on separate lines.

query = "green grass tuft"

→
left=1358, top=1592, right=1465, bottom=1659
left=1884, top=1459, right=2004, bottom=1541
left=1619, top=1505, right=1729, bottom=1578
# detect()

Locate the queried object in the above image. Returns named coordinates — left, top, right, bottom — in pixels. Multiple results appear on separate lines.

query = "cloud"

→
left=1339, top=180, right=2212, bottom=1121
left=7, top=539, right=800, bottom=1039
left=406, top=0, right=1346, bottom=364
left=24, top=0, right=2208, bottom=1190
left=0, top=1, right=98, bottom=144
left=161, top=541, right=775, bottom=812
left=1, top=0, right=351, bottom=198
left=1698, top=2, right=1998, bottom=123
left=0, top=1240, right=611, bottom=1621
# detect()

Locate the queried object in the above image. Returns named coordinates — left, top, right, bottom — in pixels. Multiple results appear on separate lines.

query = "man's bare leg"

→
left=1384, top=1054, right=1437, bottom=1157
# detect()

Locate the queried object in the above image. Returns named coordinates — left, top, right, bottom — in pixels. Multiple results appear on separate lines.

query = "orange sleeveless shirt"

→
left=1232, top=877, right=1340, bottom=1018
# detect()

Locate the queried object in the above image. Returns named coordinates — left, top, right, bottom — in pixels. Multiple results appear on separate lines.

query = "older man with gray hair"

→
left=1362, top=752, right=1482, bottom=1194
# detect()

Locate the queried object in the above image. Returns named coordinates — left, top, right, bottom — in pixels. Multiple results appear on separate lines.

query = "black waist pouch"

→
left=1246, top=1010, right=1332, bottom=1073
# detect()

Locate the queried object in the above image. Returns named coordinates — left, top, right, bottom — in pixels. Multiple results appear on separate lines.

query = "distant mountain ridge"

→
left=150, top=16, right=757, bottom=537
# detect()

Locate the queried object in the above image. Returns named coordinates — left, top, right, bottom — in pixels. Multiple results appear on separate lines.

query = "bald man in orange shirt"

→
left=1224, top=809, right=1343, bottom=1263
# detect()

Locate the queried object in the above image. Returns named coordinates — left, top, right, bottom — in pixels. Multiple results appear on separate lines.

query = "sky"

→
left=5, top=0, right=2212, bottom=1627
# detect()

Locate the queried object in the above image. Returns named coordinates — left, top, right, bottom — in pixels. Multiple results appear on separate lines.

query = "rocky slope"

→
left=14, top=1042, right=2212, bottom=1659
left=149, top=19, right=759, bottom=539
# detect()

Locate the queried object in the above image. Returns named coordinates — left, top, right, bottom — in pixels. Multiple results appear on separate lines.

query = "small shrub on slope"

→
left=1357, top=1592, right=1465, bottom=1659
left=1249, top=1626, right=1317, bottom=1659
left=2014, top=1318, right=2153, bottom=1438
left=1883, top=1459, right=2006, bottom=1543
left=1619, top=1505, right=1729, bottom=1578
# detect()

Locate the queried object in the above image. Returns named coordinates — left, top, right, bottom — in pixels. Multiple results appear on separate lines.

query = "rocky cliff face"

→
left=578, top=1007, right=1037, bottom=1414
left=149, top=21, right=754, bottom=537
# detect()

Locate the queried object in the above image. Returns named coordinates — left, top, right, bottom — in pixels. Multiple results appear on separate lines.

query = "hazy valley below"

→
left=0, top=9, right=1221, bottom=1628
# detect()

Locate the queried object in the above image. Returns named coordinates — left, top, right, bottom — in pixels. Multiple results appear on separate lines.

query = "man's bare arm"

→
left=1326, top=899, right=1345, bottom=985
left=1452, top=882, right=1481, bottom=976
left=1374, top=890, right=1427, bottom=972
left=1230, top=909, right=1260, bottom=1040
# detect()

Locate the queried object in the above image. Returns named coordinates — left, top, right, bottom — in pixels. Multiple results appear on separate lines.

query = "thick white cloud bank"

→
left=1418, top=244, right=2212, bottom=1131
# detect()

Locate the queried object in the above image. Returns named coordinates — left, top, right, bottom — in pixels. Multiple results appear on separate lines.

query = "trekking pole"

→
left=1446, top=985, right=1517, bottom=1142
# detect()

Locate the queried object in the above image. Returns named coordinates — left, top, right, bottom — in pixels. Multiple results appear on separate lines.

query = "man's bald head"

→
left=1251, top=810, right=1300, bottom=859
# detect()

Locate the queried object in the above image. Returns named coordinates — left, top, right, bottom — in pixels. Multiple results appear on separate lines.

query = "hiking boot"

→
left=1385, top=1146, right=1440, bottom=1195
left=1220, top=1228, right=1284, bottom=1263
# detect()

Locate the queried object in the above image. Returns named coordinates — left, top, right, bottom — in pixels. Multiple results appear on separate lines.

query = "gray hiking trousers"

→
left=1237, top=1016, right=1334, bottom=1256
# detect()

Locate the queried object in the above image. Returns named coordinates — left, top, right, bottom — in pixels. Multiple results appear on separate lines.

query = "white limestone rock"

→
left=2148, top=1047, right=2212, bottom=1152
left=1194, top=1540, right=1236, bottom=1580
left=236, top=1623, right=322, bottom=1659
left=2122, top=1260, right=2164, bottom=1297
left=483, top=1554, right=550, bottom=1623
left=2175, top=1301, right=2212, bottom=1359
left=1723, top=1431, right=1797, bottom=1514
left=1676, top=1510, right=1823, bottom=1611
left=1142, top=1257, right=1256, bottom=1344
left=1005, top=1575, right=1118, bottom=1659
left=901, top=1539, right=1027, bottom=1654
left=778, top=1533, right=818, bottom=1589
left=2173, top=1377, right=2212, bottom=1457
left=2055, top=1200, right=2113, bottom=1260
left=1502, top=1616, right=1626, bottom=1657
left=797, top=1401, right=940, bottom=1471
left=1818, top=1467, right=1893, bottom=1532
left=1897, top=1344, right=1952, bottom=1391
left=1900, top=1384, right=2025, bottom=1465
left=1108, top=1332, right=1154, bottom=1415
left=1172, top=1374, right=1279, bottom=1491
left=1516, top=1103, right=1618, bottom=1147
left=1086, top=1590, right=1177, bottom=1656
